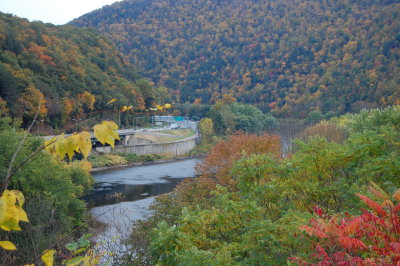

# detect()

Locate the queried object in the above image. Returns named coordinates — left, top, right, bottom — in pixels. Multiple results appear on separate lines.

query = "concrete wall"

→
left=124, top=135, right=155, bottom=145
left=96, top=134, right=198, bottom=156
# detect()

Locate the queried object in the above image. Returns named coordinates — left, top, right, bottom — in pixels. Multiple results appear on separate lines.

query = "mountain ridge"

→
left=0, top=12, right=167, bottom=129
left=71, top=0, right=400, bottom=117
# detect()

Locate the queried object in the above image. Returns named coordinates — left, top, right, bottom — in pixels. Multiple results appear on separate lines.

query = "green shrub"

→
left=116, top=152, right=141, bottom=162
left=89, top=152, right=164, bottom=168
left=88, top=154, right=128, bottom=168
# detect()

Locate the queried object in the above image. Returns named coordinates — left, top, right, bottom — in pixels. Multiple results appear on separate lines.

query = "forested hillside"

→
left=0, top=13, right=168, bottom=129
left=71, top=0, right=400, bottom=117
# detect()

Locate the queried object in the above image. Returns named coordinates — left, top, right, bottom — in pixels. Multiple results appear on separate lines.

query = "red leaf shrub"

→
left=290, top=187, right=400, bottom=265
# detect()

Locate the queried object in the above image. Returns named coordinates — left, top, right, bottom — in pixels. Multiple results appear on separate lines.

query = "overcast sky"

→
left=0, top=0, right=120, bottom=25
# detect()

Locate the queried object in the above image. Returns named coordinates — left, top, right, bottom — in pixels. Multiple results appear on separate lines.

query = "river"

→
left=84, top=159, right=200, bottom=259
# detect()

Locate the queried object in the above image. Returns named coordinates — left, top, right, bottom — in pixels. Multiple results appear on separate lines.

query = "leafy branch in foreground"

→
left=0, top=118, right=120, bottom=265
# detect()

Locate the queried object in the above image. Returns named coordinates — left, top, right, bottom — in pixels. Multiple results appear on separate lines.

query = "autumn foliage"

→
left=0, top=13, right=165, bottom=129
left=72, top=0, right=400, bottom=116
left=291, top=184, right=400, bottom=265
left=196, top=133, right=281, bottom=187
left=297, top=122, right=349, bottom=144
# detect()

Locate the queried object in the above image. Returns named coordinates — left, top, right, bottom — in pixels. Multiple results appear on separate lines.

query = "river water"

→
left=84, top=159, right=200, bottom=258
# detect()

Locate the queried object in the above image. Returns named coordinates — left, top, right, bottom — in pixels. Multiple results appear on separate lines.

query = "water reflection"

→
left=84, top=177, right=186, bottom=208
left=84, top=159, right=200, bottom=208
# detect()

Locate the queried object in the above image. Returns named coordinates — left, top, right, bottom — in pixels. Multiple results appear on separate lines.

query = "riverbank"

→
left=90, top=155, right=200, bottom=173
left=86, top=158, right=201, bottom=263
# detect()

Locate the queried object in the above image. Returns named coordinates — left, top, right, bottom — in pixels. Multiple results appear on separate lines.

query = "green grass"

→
left=88, top=152, right=164, bottom=168
left=134, top=128, right=196, bottom=143
left=114, top=152, right=163, bottom=163
left=134, top=134, right=179, bottom=143
left=162, top=128, right=196, bottom=138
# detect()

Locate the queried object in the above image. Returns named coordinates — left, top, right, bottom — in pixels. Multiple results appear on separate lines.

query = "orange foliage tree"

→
left=62, top=98, right=74, bottom=116
left=27, top=42, right=56, bottom=66
left=131, top=89, right=146, bottom=111
left=196, top=133, right=281, bottom=187
left=16, top=87, right=47, bottom=120
left=297, top=122, right=349, bottom=144
left=77, top=91, right=96, bottom=112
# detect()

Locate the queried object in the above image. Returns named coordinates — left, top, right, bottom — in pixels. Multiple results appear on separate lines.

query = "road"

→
left=42, top=121, right=198, bottom=141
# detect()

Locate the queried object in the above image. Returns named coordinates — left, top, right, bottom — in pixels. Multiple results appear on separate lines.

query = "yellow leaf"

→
left=41, top=249, right=56, bottom=266
left=68, top=134, right=82, bottom=153
left=93, top=121, right=120, bottom=148
left=78, top=132, right=92, bottom=158
left=0, top=190, right=26, bottom=231
left=67, top=132, right=92, bottom=158
left=164, top=103, right=172, bottom=109
left=156, top=104, right=163, bottom=111
left=24, top=264, right=34, bottom=266
left=11, top=190, right=25, bottom=207
left=93, top=125, right=107, bottom=145
left=51, top=134, right=79, bottom=160
left=54, top=134, right=68, bottom=159
left=83, top=254, right=93, bottom=266
left=65, top=136, right=78, bottom=160
left=0, top=196, right=7, bottom=224
left=0, top=221, right=20, bottom=231
left=0, top=241, right=16, bottom=250
left=16, top=206, right=28, bottom=223
left=127, top=105, right=133, bottom=110
left=0, top=212, right=20, bottom=231
left=107, top=98, right=117, bottom=104
left=121, top=106, right=128, bottom=112
left=105, top=135, right=116, bottom=148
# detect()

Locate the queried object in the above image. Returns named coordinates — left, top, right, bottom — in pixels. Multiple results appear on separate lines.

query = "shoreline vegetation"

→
left=90, top=155, right=200, bottom=173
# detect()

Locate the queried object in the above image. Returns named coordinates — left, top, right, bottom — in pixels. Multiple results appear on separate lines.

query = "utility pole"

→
left=32, top=119, right=43, bottom=135
left=72, top=118, right=82, bottom=132
left=118, top=111, right=121, bottom=128
left=72, top=119, right=78, bottom=132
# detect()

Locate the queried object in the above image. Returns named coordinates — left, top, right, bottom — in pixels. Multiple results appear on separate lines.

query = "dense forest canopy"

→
left=0, top=13, right=168, bottom=129
left=71, top=0, right=400, bottom=117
